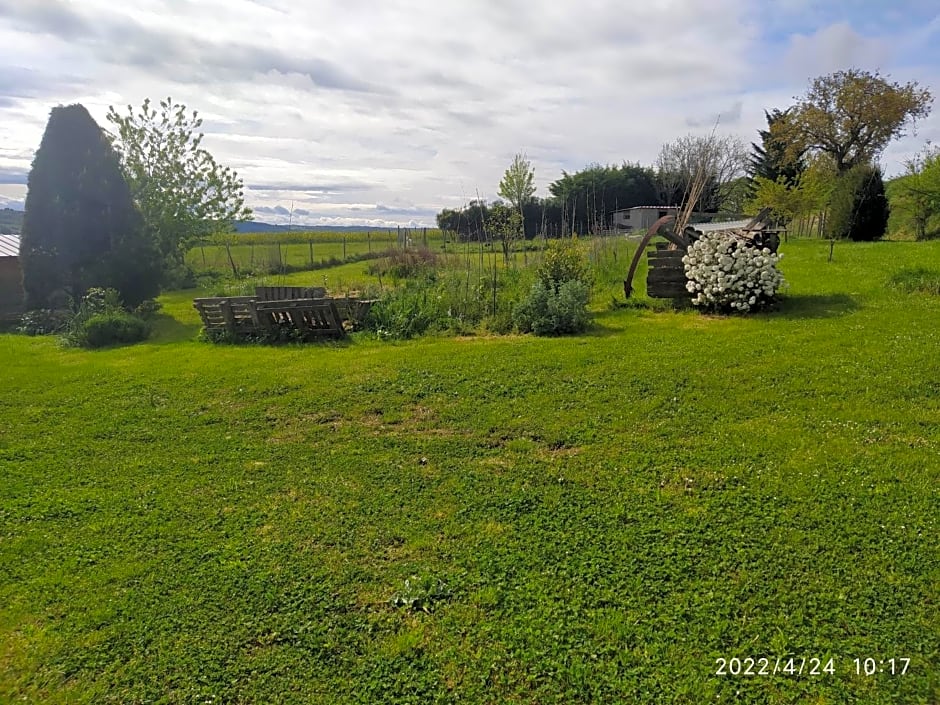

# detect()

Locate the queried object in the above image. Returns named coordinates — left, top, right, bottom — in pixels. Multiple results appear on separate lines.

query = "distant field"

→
left=1, top=239, right=939, bottom=703
left=188, top=229, right=448, bottom=274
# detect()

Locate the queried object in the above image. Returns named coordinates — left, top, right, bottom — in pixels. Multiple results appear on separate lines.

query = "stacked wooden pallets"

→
left=193, top=286, right=371, bottom=341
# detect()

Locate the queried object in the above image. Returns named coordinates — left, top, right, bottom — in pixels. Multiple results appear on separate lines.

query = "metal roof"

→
left=692, top=219, right=753, bottom=233
left=611, top=205, right=679, bottom=213
left=0, top=234, right=20, bottom=258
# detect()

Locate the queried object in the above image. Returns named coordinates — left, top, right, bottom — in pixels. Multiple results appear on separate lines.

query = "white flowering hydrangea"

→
left=682, top=233, right=786, bottom=312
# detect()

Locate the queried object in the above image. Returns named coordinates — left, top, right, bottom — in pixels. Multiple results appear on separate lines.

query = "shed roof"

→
left=0, top=234, right=20, bottom=258
left=611, top=205, right=679, bottom=214
left=692, top=219, right=753, bottom=233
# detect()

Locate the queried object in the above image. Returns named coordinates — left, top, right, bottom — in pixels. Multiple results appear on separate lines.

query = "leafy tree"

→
left=749, top=108, right=804, bottom=186
left=498, top=153, right=536, bottom=211
left=826, top=164, right=889, bottom=241
left=655, top=134, right=749, bottom=212
left=747, top=154, right=836, bottom=233
left=497, top=153, right=535, bottom=252
left=780, top=69, right=932, bottom=173
left=437, top=200, right=489, bottom=241
left=548, top=163, right=658, bottom=233
left=438, top=198, right=565, bottom=242
left=890, top=144, right=940, bottom=240
left=21, top=104, right=160, bottom=309
left=486, top=201, right=523, bottom=264
left=106, top=97, right=252, bottom=274
left=747, top=176, right=801, bottom=223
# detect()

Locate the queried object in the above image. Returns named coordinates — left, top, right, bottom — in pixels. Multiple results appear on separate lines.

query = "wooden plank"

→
left=647, top=269, right=688, bottom=284
left=220, top=300, right=237, bottom=334
left=647, top=252, right=685, bottom=263
left=254, top=286, right=328, bottom=301
left=194, top=296, right=256, bottom=305
left=254, top=298, right=331, bottom=312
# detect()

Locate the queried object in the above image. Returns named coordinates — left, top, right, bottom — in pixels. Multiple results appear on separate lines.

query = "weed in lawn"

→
left=887, top=266, right=940, bottom=295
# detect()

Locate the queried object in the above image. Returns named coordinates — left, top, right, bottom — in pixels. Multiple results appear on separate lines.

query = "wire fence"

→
left=187, top=228, right=446, bottom=274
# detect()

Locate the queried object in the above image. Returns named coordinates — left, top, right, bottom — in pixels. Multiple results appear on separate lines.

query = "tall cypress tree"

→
left=21, top=104, right=160, bottom=308
left=826, top=164, right=889, bottom=241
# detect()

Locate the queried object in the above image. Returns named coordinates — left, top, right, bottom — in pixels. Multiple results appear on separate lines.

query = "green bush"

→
left=364, top=283, right=449, bottom=339
left=161, top=262, right=197, bottom=290
left=536, top=239, right=592, bottom=290
left=60, top=287, right=150, bottom=348
left=363, top=264, right=533, bottom=339
left=16, top=309, right=72, bottom=336
left=132, top=299, right=163, bottom=320
left=512, top=239, right=592, bottom=335
left=70, top=311, right=150, bottom=348
left=514, top=279, right=591, bottom=335
left=826, top=164, right=889, bottom=241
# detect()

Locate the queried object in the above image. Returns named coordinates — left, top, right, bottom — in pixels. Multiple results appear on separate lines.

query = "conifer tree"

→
left=21, top=104, right=160, bottom=308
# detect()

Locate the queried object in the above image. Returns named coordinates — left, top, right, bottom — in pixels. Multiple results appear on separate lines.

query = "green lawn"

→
left=1, top=239, right=938, bottom=703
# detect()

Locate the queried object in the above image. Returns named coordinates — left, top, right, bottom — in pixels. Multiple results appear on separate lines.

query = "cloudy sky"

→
left=1, top=0, right=939, bottom=226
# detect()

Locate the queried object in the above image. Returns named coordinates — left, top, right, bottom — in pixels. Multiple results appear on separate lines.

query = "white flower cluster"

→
left=682, top=233, right=786, bottom=312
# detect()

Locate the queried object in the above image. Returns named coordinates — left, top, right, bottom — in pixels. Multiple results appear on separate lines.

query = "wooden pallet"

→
left=192, top=296, right=258, bottom=333
left=193, top=296, right=346, bottom=340
left=646, top=249, right=691, bottom=300
left=254, top=286, right=327, bottom=301
left=253, top=299, right=345, bottom=338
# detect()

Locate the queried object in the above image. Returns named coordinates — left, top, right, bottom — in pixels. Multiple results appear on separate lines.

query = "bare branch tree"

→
left=655, top=134, right=749, bottom=214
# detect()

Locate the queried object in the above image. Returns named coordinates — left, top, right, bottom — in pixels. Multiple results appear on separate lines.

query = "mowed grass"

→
left=1, top=239, right=939, bottom=703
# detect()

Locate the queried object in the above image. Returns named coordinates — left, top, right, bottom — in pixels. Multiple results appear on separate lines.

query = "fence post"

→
left=343, top=236, right=347, bottom=260
left=309, top=240, right=314, bottom=267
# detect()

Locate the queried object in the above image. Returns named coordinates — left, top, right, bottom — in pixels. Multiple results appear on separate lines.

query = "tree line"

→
left=437, top=150, right=751, bottom=243
left=16, top=68, right=938, bottom=313
left=441, top=69, right=935, bottom=244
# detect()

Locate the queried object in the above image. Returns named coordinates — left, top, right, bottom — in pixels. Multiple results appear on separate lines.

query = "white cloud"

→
left=782, top=22, right=892, bottom=81
left=0, top=0, right=937, bottom=224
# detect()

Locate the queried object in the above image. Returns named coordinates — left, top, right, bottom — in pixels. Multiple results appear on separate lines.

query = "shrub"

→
left=16, top=309, right=71, bottom=336
left=683, top=233, right=786, bottom=313
left=536, top=239, right=592, bottom=291
left=363, top=283, right=447, bottom=339
left=514, top=279, right=591, bottom=335
left=510, top=239, right=592, bottom=336
left=826, top=164, right=889, bottom=241
left=132, top=299, right=163, bottom=319
left=74, top=311, right=150, bottom=348
left=362, top=264, right=533, bottom=340
left=77, top=287, right=124, bottom=317
left=61, top=287, right=150, bottom=348
left=161, top=262, right=197, bottom=290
